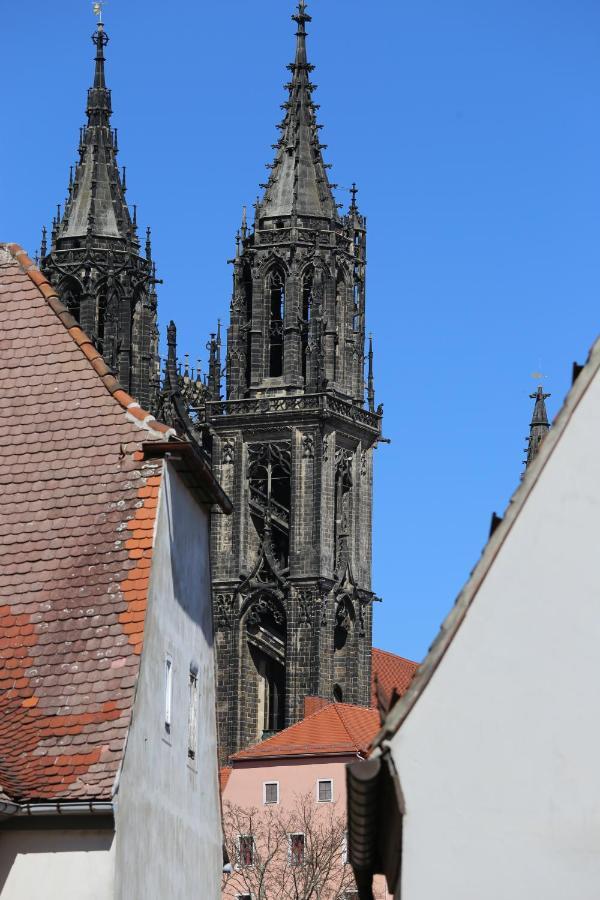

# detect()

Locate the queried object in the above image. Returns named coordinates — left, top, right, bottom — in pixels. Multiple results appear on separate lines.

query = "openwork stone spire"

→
left=41, top=21, right=159, bottom=411
left=258, top=0, right=337, bottom=220
left=525, top=385, right=551, bottom=469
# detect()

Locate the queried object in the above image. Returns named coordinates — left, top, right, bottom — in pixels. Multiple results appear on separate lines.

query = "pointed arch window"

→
left=248, top=442, right=291, bottom=569
left=267, top=268, right=285, bottom=377
left=335, top=269, right=346, bottom=381
left=301, top=269, right=313, bottom=383
left=246, top=595, right=287, bottom=738
left=243, top=264, right=253, bottom=390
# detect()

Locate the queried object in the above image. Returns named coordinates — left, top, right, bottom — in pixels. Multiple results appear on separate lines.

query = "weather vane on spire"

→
left=93, top=2, right=105, bottom=24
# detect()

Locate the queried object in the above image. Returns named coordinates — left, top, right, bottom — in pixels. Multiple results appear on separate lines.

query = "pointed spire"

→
left=258, top=1, right=337, bottom=220
left=524, top=385, right=551, bottom=469
left=207, top=322, right=222, bottom=401
left=51, top=21, right=136, bottom=247
left=40, top=226, right=47, bottom=260
left=367, top=334, right=375, bottom=412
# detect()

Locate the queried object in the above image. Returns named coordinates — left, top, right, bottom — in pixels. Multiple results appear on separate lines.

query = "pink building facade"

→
left=221, top=704, right=392, bottom=899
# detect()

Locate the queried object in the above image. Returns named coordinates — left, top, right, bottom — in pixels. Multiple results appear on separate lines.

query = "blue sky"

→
left=2, top=0, right=600, bottom=662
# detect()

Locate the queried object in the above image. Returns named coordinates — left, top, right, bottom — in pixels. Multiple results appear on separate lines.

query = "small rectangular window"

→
left=164, top=656, right=173, bottom=734
left=239, top=835, right=254, bottom=868
left=187, top=666, right=198, bottom=760
left=344, top=892, right=359, bottom=900
left=263, top=781, right=279, bottom=805
left=317, top=778, right=333, bottom=802
left=237, top=895, right=253, bottom=900
left=289, top=833, right=305, bottom=866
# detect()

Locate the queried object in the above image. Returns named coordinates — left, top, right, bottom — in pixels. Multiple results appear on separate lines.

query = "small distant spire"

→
left=524, top=385, right=551, bottom=470
left=40, top=226, right=47, bottom=259
left=207, top=322, right=223, bottom=401
left=241, top=206, right=247, bottom=240
left=145, top=226, right=152, bottom=261
left=367, top=333, right=375, bottom=412
left=92, top=20, right=109, bottom=93
left=350, top=182, right=358, bottom=211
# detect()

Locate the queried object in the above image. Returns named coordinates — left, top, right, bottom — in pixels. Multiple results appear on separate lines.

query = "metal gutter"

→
left=16, top=801, right=113, bottom=817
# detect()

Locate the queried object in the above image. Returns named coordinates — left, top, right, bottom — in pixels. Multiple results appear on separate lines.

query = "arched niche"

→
left=333, top=594, right=356, bottom=698
left=240, top=592, right=287, bottom=742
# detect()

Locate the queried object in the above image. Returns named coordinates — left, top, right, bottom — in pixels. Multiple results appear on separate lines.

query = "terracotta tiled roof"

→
left=371, top=647, right=418, bottom=709
left=0, top=244, right=176, bottom=803
left=231, top=704, right=381, bottom=762
left=219, top=767, right=232, bottom=793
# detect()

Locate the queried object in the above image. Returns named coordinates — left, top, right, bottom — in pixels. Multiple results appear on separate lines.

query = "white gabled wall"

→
left=114, top=461, right=221, bottom=900
left=0, top=829, right=114, bottom=899
left=392, top=366, right=600, bottom=900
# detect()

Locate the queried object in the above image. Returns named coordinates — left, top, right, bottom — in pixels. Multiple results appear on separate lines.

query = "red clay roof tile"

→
left=0, top=244, right=176, bottom=803
left=371, top=647, right=418, bottom=709
left=231, top=703, right=382, bottom=762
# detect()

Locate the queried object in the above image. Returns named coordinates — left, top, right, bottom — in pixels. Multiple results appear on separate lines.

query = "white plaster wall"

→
left=114, top=462, right=221, bottom=900
left=393, top=369, right=600, bottom=900
left=0, top=829, right=114, bottom=899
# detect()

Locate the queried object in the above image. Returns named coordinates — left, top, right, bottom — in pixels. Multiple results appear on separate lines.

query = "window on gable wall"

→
left=317, top=779, right=333, bottom=803
left=187, top=664, right=198, bottom=760
left=289, top=833, right=305, bottom=867
left=263, top=781, right=279, bottom=805
left=164, top=656, right=173, bottom=735
left=239, top=835, right=254, bottom=868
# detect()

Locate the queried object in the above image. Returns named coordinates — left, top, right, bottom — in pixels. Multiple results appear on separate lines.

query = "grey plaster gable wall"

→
left=114, top=461, right=221, bottom=900
left=392, top=366, right=600, bottom=900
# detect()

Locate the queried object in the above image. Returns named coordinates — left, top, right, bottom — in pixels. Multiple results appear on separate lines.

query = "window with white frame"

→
left=187, top=664, right=198, bottom=760
left=317, top=778, right=333, bottom=802
left=164, top=655, right=173, bottom=735
left=288, top=832, right=305, bottom=867
left=239, top=835, right=254, bottom=868
left=263, top=781, right=279, bottom=805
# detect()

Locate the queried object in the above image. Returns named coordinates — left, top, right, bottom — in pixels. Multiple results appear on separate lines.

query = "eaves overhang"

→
left=143, top=440, right=233, bottom=514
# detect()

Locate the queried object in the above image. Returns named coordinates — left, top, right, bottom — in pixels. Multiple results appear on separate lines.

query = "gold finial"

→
left=531, top=371, right=547, bottom=382
left=93, top=2, right=104, bottom=23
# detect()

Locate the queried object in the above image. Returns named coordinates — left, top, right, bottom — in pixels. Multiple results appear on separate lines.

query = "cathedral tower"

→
left=41, top=20, right=159, bottom=410
left=208, top=1, right=383, bottom=761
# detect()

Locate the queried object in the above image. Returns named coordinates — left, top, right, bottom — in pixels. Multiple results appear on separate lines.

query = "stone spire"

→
left=54, top=21, right=136, bottom=244
left=41, top=20, right=159, bottom=411
left=525, top=385, right=551, bottom=469
left=258, top=0, right=337, bottom=220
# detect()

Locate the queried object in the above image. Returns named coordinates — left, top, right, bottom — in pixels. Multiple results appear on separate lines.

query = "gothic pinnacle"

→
left=367, top=334, right=375, bottom=412
left=524, top=384, right=551, bottom=470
